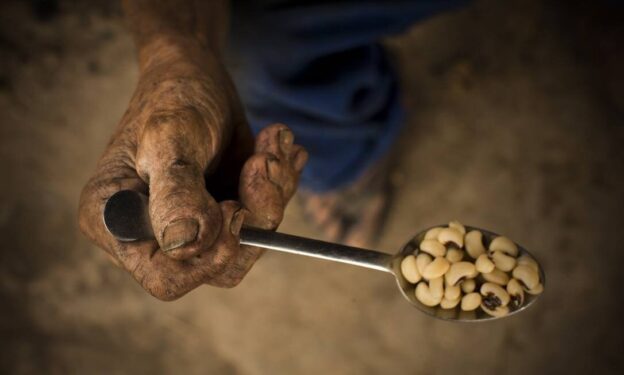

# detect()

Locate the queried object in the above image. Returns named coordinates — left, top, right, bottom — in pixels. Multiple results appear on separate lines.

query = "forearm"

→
left=122, top=0, right=229, bottom=73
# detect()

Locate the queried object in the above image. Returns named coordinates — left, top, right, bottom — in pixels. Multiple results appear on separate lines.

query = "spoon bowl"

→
left=390, top=226, right=545, bottom=322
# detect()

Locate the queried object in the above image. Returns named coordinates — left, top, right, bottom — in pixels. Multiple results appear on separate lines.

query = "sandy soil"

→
left=1, top=0, right=623, bottom=374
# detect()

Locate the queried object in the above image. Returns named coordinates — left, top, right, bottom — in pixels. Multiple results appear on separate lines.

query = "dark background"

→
left=1, top=0, right=623, bottom=373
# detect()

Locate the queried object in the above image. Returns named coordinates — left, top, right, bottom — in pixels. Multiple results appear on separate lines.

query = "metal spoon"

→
left=104, top=190, right=545, bottom=322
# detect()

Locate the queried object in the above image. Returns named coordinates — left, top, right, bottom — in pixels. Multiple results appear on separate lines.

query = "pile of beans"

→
left=400, top=221, right=543, bottom=317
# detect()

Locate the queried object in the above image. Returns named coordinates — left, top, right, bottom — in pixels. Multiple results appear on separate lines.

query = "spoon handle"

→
left=240, top=227, right=394, bottom=273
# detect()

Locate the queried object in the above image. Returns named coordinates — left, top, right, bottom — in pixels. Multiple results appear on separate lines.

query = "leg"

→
left=229, top=0, right=469, bottom=245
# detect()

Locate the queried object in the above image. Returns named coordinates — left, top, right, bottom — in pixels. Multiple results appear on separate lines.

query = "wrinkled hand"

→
left=79, top=47, right=307, bottom=300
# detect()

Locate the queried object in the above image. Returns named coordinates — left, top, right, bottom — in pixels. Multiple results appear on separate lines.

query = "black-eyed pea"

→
left=461, top=292, right=482, bottom=311
left=489, top=236, right=519, bottom=257
left=415, top=282, right=442, bottom=307
left=400, top=255, right=421, bottom=284
left=420, top=239, right=446, bottom=257
left=444, top=262, right=477, bottom=286
left=440, top=296, right=461, bottom=309
left=506, top=278, right=525, bottom=309
left=448, top=220, right=466, bottom=235
left=525, top=283, right=544, bottom=295
left=490, top=251, right=516, bottom=272
left=446, top=248, right=464, bottom=263
left=416, top=253, right=432, bottom=276
left=480, top=283, right=511, bottom=317
left=517, top=255, right=539, bottom=273
left=512, top=265, right=539, bottom=290
left=461, top=279, right=476, bottom=294
left=444, top=283, right=461, bottom=301
left=481, top=282, right=510, bottom=307
left=481, top=268, right=510, bottom=286
left=437, top=228, right=464, bottom=248
left=422, top=257, right=450, bottom=280
left=481, top=304, right=510, bottom=317
left=475, top=253, right=495, bottom=273
left=429, top=277, right=444, bottom=300
left=465, top=230, right=486, bottom=259
left=424, top=227, right=444, bottom=240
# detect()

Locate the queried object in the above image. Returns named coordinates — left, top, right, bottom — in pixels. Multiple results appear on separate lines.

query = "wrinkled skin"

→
left=78, top=36, right=307, bottom=301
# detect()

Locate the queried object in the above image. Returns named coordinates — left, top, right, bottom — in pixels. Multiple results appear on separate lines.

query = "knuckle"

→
left=219, top=276, right=243, bottom=289
left=149, top=286, right=183, bottom=301
left=264, top=211, right=283, bottom=229
left=143, top=276, right=187, bottom=301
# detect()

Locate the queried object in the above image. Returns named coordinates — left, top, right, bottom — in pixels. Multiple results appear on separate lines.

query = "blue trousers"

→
left=230, top=1, right=467, bottom=192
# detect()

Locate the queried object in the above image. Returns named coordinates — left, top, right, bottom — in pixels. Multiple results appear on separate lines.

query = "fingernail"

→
left=162, top=218, right=199, bottom=251
left=266, top=156, right=280, bottom=184
left=230, top=209, right=245, bottom=235
left=279, top=129, right=294, bottom=153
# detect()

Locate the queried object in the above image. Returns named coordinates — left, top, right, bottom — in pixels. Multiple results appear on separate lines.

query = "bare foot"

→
left=298, top=157, right=395, bottom=248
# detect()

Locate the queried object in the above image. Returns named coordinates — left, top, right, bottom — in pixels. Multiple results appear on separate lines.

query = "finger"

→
left=255, top=123, right=292, bottom=157
left=205, top=201, right=263, bottom=288
left=292, top=145, right=309, bottom=173
left=255, top=124, right=307, bottom=199
left=240, top=124, right=308, bottom=229
left=136, top=109, right=222, bottom=260
left=239, top=153, right=284, bottom=229
left=79, top=145, right=149, bottom=259
left=206, top=243, right=264, bottom=288
left=124, top=201, right=243, bottom=300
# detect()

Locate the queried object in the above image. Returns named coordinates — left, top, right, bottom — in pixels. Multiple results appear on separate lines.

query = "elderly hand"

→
left=79, top=37, right=307, bottom=300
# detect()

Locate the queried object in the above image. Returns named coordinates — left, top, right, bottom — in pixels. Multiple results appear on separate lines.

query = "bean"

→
left=445, top=262, right=477, bottom=286
left=400, top=255, right=421, bottom=284
left=446, top=248, right=464, bottom=263
left=416, top=253, right=433, bottom=276
left=461, top=293, right=482, bottom=311
left=525, top=283, right=544, bottom=295
left=448, top=220, right=466, bottom=235
left=408, top=225, right=540, bottom=316
left=424, top=227, right=444, bottom=240
left=419, top=239, right=446, bottom=257
left=475, top=253, right=495, bottom=273
left=465, top=230, right=486, bottom=259
left=437, top=228, right=464, bottom=248
left=415, top=282, right=442, bottom=307
left=440, top=296, right=461, bottom=309
left=481, top=282, right=510, bottom=307
left=506, top=278, right=525, bottom=309
left=481, top=268, right=510, bottom=286
left=512, top=265, right=539, bottom=290
left=490, top=250, right=516, bottom=272
left=422, top=257, right=451, bottom=280
left=445, top=283, right=461, bottom=301
left=429, top=277, right=444, bottom=300
left=489, top=236, right=519, bottom=257
left=461, top=279, right=476, bottom=294
left=481, top=304, right=509, bottom=317
left=517, top=255, right=539, bottom=273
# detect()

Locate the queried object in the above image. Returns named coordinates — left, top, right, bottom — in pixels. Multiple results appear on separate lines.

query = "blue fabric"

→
left=230, top=1, right=468, bottom=192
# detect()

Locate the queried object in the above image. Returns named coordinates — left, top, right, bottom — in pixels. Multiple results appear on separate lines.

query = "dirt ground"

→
left=1, top=0, right=624, bottom=374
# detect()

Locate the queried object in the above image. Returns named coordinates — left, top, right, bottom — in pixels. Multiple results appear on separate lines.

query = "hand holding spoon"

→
left=104, top=190, right=545, bottom=322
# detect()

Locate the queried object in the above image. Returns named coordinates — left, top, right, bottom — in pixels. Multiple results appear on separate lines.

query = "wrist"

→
left=137, top=33, right=219, bottom=77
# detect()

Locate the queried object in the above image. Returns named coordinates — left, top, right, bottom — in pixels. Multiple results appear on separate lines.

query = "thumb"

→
left=136, top=109, right=222, bottom=260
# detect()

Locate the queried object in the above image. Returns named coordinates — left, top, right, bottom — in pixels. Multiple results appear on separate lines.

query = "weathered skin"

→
left=78, top=0, right=308, bottom=300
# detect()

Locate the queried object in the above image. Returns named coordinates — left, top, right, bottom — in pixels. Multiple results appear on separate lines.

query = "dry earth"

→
left=1, top=0, right=623, bottom=374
